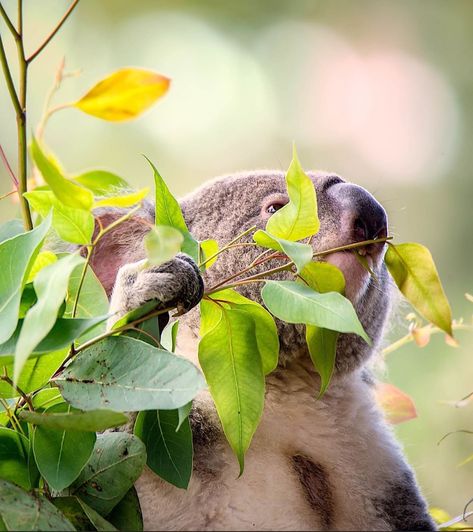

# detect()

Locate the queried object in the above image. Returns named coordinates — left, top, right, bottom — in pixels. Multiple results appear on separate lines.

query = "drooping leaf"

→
left=54, top=336, right=206, bottom=412
left=74, top=68, right=170, bottom=121
left=145, top=225, right=184, bottom=267
left=71, top=432, right=146, bottom=515
left=385, top=243, right=453, bottom=336
left=204, top=289, right=279, bottom=375
left=0, top=479, right=75, bottom=530
left=30, top=138, right=93, bottom=210
left=93, top=188, right=150, bottom=208
left=107, top=486, right=143, bottom=532
left=14, top=253, right=84, bottom=383
left=26, top=251, right=57, bottom=284
left=299, top=262, right=346, bottom=396
left=25, top=190, right=94, bottom=245
left=161, top=320, right=179, bottom=352
left=76, top=498, right=117, bottom=531
left=265, top=146, right=319, bottom=240
left=375, top=382, right=417, bottom=425
left=134, top=409, right=192, bottom=489
left=21, top=407, right=128, bottom=432
left=261, top=280, right=370, bottom=343
left=0, top=214, right=51, bottom=344
left=199, top=239, right=219, bottom=269
left=147, top=157, right=199, bottom=261
left=73, top=170, right=131, bottom=195
left=198, top=308, right=265, bottom=474
left=0, top=220, right=24, bottom=243
left=253, top=229, right=312, bottom=273
left=33, top=403, right=96, bottom=491
left=0, top=428, right=32, bottom=490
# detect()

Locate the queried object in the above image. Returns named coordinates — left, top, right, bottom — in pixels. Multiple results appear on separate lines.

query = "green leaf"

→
left=199, top=239, right=219, bottom=269
left=25, top=190, right=94, bottom=245
left=54, top=336, right=206, bottom=412
left=147, top=157, right=199, bottom=261
left=14, top=253, right=85, bottom=383
left=71, top=432, right=146, bottom=515
left=0, top=427, right=32, bottom=490
left=0, top=214, right=51, bottom=344
left=134, top=409, right=192, bottom=489
left=106, top=486, right=143, bottom=532
left=93, top=187, right=149, bottom=208
left=33, top=403, right=96, bottom=491
left=299, top=262, right=346, bottom=397
left=176, top=401, right=192, bottom=432
left=52, top=497, right=99, bottom=531
left=76, top=498, right=118, bottom=531
left=385, top=243, right=453, bottom=336
left=73, top=170, right=131, bottom=195
left=30, top=138, right=93, bottom=210
left=31, top=389, right=63, bottom=411
left=0, top=479, right=75, bottom=530
left=0, top=220, right=24, bottom=243
left=20, top=407, right=128, bottom=432
left=265, top=146, right=319, bottom=240
left=205, top=289, right=279, bottom=375
left=144, top=225, right=184, bottom=266
left=161, top=320, right=179, bottom=352
left=198, top=308, right=264, bottom=474
left=253, top=229, right=312, bottom=273
left=26, top=251, right=57, bottom=284
left=261, top=280, right=370, bottom=343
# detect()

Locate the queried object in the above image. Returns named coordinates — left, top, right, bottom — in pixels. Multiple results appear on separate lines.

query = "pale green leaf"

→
left=73, top=170, right=131, bottom=195
left=161, top=320, right=179, bottom=352
left=93, top=187, right=150, bottom=208
left=0, top=214, right=51, bottom=344
left=199, top=239, right=219, bottom=269
left=265, top=146, right=319, bottom=240
left=30, top=138, right=93, bottom=210
left=176, top=401, right=192, bottom=432
left=253, top=229, right=312, bottom=273
left=0, top=220, right=24, bottom=243
left=385, top=243, right=453, bottom=336
left=145, top=225, right=184, bottom=266
left=26, top=251, right=57, bottom=284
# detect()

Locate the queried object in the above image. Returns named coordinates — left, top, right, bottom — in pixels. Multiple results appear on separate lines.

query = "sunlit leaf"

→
left=71, top=432, right=146, bottom=515
left=147, top=157, right=199, bottom=261
left=0, top=214, right=51, bottom=344
left=0, top=428, right=33, bottom=490
left=54, top=336, right=205, bottom=412
left=253, top=229, right=312, bottom=273
left=265, top=146, right=319, bottom=240
left=26, top=251, right=57, bottom=284
left=0, top=479, right=74, bottom=530
left=199, top=239, right=219, bottom=269
left=31, top=388, right=63, bottom=411
left=145, top=225, right=184, bottom=267
left=198, top=307, right=264, bottom=474
left=14, top=253, right=84, bottom=383
left=74, top=68, right=170, bottom=121
left=73, top=170, right=131, bottom=195
left=262, top=280, right=370, bottom=343
left=93, top=187, right=149, bottom=208
left=134, top=409, right=192, bottom=489
left=385, top=243, right=453, bottom=336
left=375, top=382, right=417, bottom=425
left=30, top=138, right=93, bottom=210
left=25, top=190, right=94, bottom=245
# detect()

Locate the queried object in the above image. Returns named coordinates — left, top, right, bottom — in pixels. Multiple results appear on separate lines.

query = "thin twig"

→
left=0, top=33, right=21, bottom=115
left=198, top=225, right=256, bottom=268
left=0, top=370, right=33, bottom=411
left=0, top=143, right=18, bottom=187
left=0, top=2, right=19, bottom=39
left=26, top=0, right=80, bottom=63
left=0, top=189, right=16, bottom=200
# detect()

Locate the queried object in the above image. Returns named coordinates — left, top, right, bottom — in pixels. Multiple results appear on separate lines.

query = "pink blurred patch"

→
left=375, top=382, right=417, bottom=425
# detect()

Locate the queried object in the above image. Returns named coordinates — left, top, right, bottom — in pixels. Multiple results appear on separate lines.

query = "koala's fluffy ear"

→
left=86, top=210, right=151, bottom=297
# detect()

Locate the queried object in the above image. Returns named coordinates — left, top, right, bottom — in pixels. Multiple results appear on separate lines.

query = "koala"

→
left=89, top=170, right=436, bottom=531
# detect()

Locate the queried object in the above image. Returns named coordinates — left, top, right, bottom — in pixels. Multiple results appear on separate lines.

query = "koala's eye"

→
left=266, top=203, right=285, bottom=215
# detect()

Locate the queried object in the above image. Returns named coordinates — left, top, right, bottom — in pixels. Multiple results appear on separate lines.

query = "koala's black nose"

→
left=328, top=182, right=388, bottom=242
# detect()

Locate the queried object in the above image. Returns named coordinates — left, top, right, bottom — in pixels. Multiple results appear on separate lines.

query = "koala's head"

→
left=181, top=170, right=391, bottom=374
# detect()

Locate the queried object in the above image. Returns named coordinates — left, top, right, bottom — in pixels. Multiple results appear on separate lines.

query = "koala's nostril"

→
left=354, top=217, right=369, bottom=242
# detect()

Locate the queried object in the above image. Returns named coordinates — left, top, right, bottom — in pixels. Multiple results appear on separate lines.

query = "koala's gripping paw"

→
left=108, top=253, right=204, bottom=326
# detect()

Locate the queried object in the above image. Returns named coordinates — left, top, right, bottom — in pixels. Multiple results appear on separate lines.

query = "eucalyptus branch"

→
left=26, top=0, right=80, bottom=63
left=0, top=2, right=19, bottom=38
left=0, top=33, right=21, bottom=115
left=0, top=369, right=33, bottom=411
left=0, top=397, right=24, bottom=434
left=198, top=225, right=256, bottom=268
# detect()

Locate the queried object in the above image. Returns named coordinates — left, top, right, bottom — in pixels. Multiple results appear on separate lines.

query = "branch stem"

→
left=0, top=2, right=19, bottom=38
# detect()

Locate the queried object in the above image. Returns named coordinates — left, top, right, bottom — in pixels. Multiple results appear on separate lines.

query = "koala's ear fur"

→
left=86, top=210, right=151, bottom=297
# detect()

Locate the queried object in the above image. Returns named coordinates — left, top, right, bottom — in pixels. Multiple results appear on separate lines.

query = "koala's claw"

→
left=108, top=253, right=204, bottom=328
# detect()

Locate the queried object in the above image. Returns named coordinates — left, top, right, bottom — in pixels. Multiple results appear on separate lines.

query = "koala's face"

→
left=181, top=171, right=391, bottom=373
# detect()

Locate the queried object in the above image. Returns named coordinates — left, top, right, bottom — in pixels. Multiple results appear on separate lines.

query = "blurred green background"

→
left=1, top=0, right=472, bottom=517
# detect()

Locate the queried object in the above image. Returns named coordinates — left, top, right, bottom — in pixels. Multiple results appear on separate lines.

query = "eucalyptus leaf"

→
left=253, top=229, right=312, bottom=273
left=30, top=137, right=93, bottom=210
left=33, top=403, right=96, bottom=491
left=73, top=170, right=131, bottom=195
left=71, top=432, right=146, bottom=515
left=0, top=427, right=32, bottom=490
left=261, top=280, right=370, bottom=343
left=54, top=336, right=206, bottom=411
left=161, top=320, right=179, bottom=352
left=198, top=308, right=264, bottom=474
left=385, top=243, right=453, bottom=336
left=0, top=220, right=24, bottom=243
left=31, top=389, right=63, bottom=411
left=77, top=498, right=118, bottom=531
left=93, top=187, right=149, bottom=208
left=14, top=253, right=85, bottom=383
left=52, top=497, right=97, bottom=531
left=0, top=214, right=51, bottom=344
left=0, top=479, right=75, bottom=530
left=26, top=251, right=57, bottom=284
left=107, top=486, right=143, bottom=532
left=176, top=401, right=192, bottom=432
left=199, top=239, right=219, bottom=269
left=145, top=225, right=184, bottom=266
left=265, top=146, right=319, bottom=240
left=134, top=409, right=192, bottom=489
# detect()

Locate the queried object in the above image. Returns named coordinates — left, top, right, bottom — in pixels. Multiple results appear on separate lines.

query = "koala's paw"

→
left=110, top=253, right=204, bottom=318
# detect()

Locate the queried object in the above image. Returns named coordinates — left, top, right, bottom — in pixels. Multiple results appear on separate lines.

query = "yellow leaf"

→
left=74, top=68, right=170, bottom=121
left=93, top=188, right=150, bottom=208
left=26, top=251, right=57, bottom=284
left=375, top=382, right=417, bottom=425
